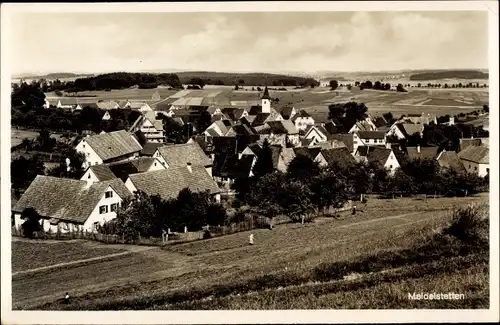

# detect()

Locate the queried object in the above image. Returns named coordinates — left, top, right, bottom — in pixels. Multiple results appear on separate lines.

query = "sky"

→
left=10, top=11, right=488, bottom=75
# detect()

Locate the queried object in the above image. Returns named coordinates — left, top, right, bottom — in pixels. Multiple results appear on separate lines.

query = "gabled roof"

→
left=277, top=106, right=295, bottom=119
left=128, top=165, right=220, bottom=200
left=396, top=123, right=424, bottom=137
left=213, top=154, right=254, bottom=179
left=252, top=112, right=272, bottom=126
left=12, top=176, right=131, bottom=223
left=156, top=142, right=212, bottom=168
left=291, top=110, right=312, bottom=122
left=356, top=146, right=393, bottom=166
left=96, top=101, right=119, bottom=110
left=328, top=134, right=354, bottom=153
left=324, top=120, right=340, bottom=134
left=140, top=142, right=164, bottom=156
left=437, top=151, right=466, bottom=174
left=293, top=147, right=322, bottom=160
left=58, top=98, right=79, bottom=106
left=221, top=107, right=245, bottom=121
left=320, top=147, right=357, bottom=169
left=266, top=120, right=298, bottom=134
left=357, top=131, right=386, bottom=140
left=205, top=128, right=221, bottom=138
left=87, top=164, right=116, bottom=181
left=129, top=101, right=150, bottom=109
left=241, top=115, right=257, bottom=125
left=226, top=124, right=255, bottom=137
left=459, top=138, right=483, bottom=151
left=249, top=105, right=263, bottom=115
left=373, top=116, right=388, bottom=128
left=83, top=130, right=143, bottom=161
left=458, top=145, right=489, bottom=164
left=406, top=146, right=439, bottom=160
left=107, top=157, right=160, bottom=181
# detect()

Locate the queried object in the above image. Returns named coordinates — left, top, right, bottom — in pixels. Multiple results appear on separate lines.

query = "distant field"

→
left=11, top=195, right=488, bottom=310
left=44, top=88, right=178, bottom=101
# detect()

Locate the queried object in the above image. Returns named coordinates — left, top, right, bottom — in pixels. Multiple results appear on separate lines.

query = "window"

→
left=389, top=165, right=393, bottom=169
left=93, top=222, right=100, bottom=231
left=83, top=144, right=85, bottom=148
left=88, top=174, right=91, bottom=179
left=99, top=205, right=108, bottom=214
left=154, top=162, right=157, bottom=166
left=105, top=191, right=113, bottom=198
left=110, top=203, right=118, bottom=212
left=474, top=166, right=477, bottom=171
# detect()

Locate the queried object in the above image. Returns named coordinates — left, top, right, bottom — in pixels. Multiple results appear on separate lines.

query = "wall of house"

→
left=75, top=139, right=104, bottom=169
left=81, top=168, right=100, bottom=186
left=287, top=134, right=301, bottom=146
left=260, top=134, right=286, bottom=147
left=148, top=158, right=166, bottom=172
left=295, top=117, right=315, bottom=131
left=305, top=129, right=327, bottom=145
left=386, top=125, right=406, bottom=140
left=383, top=151, right=400, bottom=175
left=314, top=154, right=328, bottom=168
left=362, top=137, right=386, bottom=146
left=153, top=151, right=169, bottom=168
left=83, top=186, right=124, bottom=232
left=461, top=160, right=489, bottom=177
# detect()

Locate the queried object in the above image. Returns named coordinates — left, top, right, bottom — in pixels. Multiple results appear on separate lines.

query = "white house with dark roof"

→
left=303, top=125, right=331, bottom=146
left=153, top=142, right=213, bottom=176
left=356, top=131, right=387, bottom=147
left=386, top=123, right=424, bottom=140
left=12, top=175, right=132, bottom=233
left=129, top=111, right=165, bottom=143
left=75, top=130, right=143, bottom=169
left=458, top=145, right=489, bottom=177
left=355, top=146, right=400, bottom=175
left=125, top=165, right=221, bottom=203
left=291, top=110, right=315, bottom=132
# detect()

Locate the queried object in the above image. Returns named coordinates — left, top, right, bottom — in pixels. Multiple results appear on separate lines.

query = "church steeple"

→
left=261, top=86, right=271, bottom=100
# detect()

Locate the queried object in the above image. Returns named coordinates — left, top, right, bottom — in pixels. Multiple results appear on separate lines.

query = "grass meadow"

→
left=11, top=194, right=489, bottom=310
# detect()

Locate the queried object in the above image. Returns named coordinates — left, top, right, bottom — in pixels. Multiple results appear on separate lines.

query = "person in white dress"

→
left=249, top=234, right=254, bottom=245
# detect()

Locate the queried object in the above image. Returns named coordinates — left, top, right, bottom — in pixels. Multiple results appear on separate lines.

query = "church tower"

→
left=261, top=86, right=271, bottom=113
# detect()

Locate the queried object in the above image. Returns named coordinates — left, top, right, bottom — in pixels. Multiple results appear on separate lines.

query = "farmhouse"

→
left=128, top=101, right=152, bottom=112
left=213, top=154, right=255, bottom=187
left=153, top=142, right=213, bottom=176
left=291, top=110, right=315, bottom=133
left=386, top=123, right=424, bottom=140
left=204, top=120, right=233, bottom=137
left=12, top=176, right=132, bottom=233
left=263, top=120, right=300, bottom=147
left=75, top=130, right=143, bottom=169
left=436, top=151, right=466, bottom=174
left=276, top=106, right=297, bottom=120
left=303, top=125, right=331, bottom=146
left=457, top=145, right=489, bottom=177
left=329, top=133, right=355, bottom=153
left=356, top=131, right=387, bottom=147
left=355, top=146, right=400, bottom=175
left=406, top=146, right=439, bottom=160
left=348, top=118, right=377, bottom=133
left=125, top=165, right=221, bottom=203
left=319, top=147, right=357, bottom=169
left=222, top=107, right=248, bottom=121
left=129, top=111, right=165, bottom=143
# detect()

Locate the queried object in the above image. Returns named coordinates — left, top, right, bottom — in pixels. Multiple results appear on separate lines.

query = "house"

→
left=102, top=111, right=112, bottom=121
left=151, top=91, right=161, bottom=101
left=348, top=118, right=377, bottom=133
left=153, top=142, right=213, bottom=176
left=129, top=101, right=152, bottom=112
left=277, top=106, right=297, bottom=120
left=222, top=107, right=248, bottom=121
left=356, top=131, right=387, bottom=147
left=241, top=115, right=257, bottom=126
left=204, top=120, right=233, bottom=137
left=252, top=112, right=283, bottom=127
left=459, top=138, right=483, bottom=152
left=125, top=165, right=221, bottom=203
left=457, top=145, right=489, bottom=177
left=386, top=123, right=424, bottom=140
left=436, top=150, right=466, bottom=174
left=80, top=164, right=117, bottom=185
left=207, top=105, right=223, bottom=117
left=293, top=147, right=324, bottom=163
left=319, top=147, right=357, bottom=169
left=263, top=120, right=300, bottom=147
left=96, top=101, right=120, bottom=110
left=329, top=133, right=355, bottom=153
left=75, top=130, right=143, bottom=169
left=119, top=100, right=132, bottom=109
left=291, top=110, right=315, bottom=133
left=213, top=154, right=255, bottom=188
left=406, top=146, right=439, bottom=161
left=129, top=111, right=165, bottom=143
left=81, top=157, right=165, bottom=184
left=55, top=98, right=79, bottom=109
left=12, top=175, right=132, bottom=233
left=355, top=146, right=400, bottom=175
left=398, top=113, right=437, bottom=125
left=140, top=142, right=164, bottom=157
left=303, top=125, right=331, bottom=146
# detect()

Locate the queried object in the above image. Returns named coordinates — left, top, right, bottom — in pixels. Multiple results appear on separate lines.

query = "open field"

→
left=10, top=129, right=39, bottom=148
left=11, top=240, right=126, bottom=273
left=11, top=194, right=488, bottom=310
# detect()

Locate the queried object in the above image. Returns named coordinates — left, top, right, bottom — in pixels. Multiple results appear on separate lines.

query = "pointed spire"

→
left=261, top=86, right=271, bottom=100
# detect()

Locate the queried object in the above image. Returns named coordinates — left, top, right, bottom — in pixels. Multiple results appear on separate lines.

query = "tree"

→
left=374, top=81, right=382, bottom=90
left=234, top=85, right=239, bottom=90
left=329, top=80, right=339, bottom=91
left=279, top=180, right=316, bottom=222
left=20, top=208, right=43, bottom=239
left=384, top=83, right=391, bottom=91
left=11, top=155, right=45, bottom=192
left=287, top=154, right=321, bottom=182
left=189, top=77, right=205, bottom=89
left=396, top=84, right=407, bottom=92
left=247, top=172, right=285, bottom=220
left=310, top=170, right=349, bottom=214
left=158, top=115, right=186, bottom=144
left=252, top=139, right=275, bottom=178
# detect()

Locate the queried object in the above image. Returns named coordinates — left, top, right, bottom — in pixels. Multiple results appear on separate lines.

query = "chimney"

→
left=417, top=145, right=420, bottom=153
left=186, top=162, right=192, bottom=173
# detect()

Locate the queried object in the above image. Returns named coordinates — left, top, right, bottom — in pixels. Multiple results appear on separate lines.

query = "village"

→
left=11, top=79, right=490, bottom=242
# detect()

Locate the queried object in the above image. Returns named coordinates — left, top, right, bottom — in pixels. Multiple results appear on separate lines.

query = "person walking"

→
left=249, top=233, right=254, bottom=245
left=64, top=292, right=70, bottom=304
left=352, top=205, right=357, bottom=215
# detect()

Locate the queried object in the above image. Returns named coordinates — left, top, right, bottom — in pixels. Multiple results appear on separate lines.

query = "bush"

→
left=444, top=205, right=488, bottom=244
